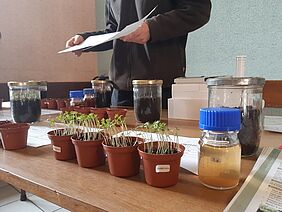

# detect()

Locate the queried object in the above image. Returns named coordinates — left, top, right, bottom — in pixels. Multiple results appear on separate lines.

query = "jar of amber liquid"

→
left=198, top=107, right=241, bottom=190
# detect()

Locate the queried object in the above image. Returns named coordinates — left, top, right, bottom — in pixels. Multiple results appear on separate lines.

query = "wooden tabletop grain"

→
left=0, top=110, right=281, bottom=212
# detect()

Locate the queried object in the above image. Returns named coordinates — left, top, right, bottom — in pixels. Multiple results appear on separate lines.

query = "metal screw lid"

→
left=206, top=77, right=265, bottom=87
left=132, top=80, right=163, bottom=85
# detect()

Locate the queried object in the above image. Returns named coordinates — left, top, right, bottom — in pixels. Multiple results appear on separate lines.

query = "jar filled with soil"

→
left=8, top=81, right=47, bottom=123
left=132, top=80, right=163, bottom=123
left=206, top=77, right=265, bottom=157
left=91, top=77, right=113, bottom=108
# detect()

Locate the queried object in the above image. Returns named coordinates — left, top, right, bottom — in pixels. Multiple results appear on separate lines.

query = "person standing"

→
left=66, top=0, right=212, bottom=108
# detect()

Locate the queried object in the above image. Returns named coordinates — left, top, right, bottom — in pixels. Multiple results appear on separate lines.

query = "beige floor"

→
left=0, top=181, right=70, bottom=212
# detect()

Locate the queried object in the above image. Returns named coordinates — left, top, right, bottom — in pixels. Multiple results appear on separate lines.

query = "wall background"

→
left=95, top=0, right=282, bottom=80
left=0, top=0, right=97, bottom=83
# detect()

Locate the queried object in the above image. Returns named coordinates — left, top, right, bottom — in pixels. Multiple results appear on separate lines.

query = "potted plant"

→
left=137, top=121, right=185, bottom=187
left=0, top=122, right=30, bottom=150
left=101, top=115, right=143, bottom=177
left=90, top=107, right=108, bottom=120
left=47, top=111, right=78, bottom=161
left=71, top=113, right=106, bottom=168
left=106, top=108, right=127, bottom=120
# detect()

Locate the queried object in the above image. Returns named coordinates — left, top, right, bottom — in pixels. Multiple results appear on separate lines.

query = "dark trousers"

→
left=111, top=87, right=171, bottom=109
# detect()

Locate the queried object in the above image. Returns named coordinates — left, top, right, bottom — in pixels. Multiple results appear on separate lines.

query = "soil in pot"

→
left=138, top=142, right=185, bottom=187
left=72, top=133, right=105, bottom=168
left=47, top=130, right=76, bottom=161
left=11, top=99, right=41, bottom=123
left=103, top=137, right=143, bottom=177
left=134, top=97, right=161, bottom=123
left=0, top=123, right=30, bottom=150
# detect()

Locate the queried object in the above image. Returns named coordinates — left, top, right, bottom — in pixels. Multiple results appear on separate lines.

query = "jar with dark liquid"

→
left=132, top=80, right=162, bottom=123
left=83, top=88, right=96, bottom=107
left=91, top=78, right=113, bottom=108
left=8, top=81, right=47, bottom=123
left=206, top=77, right=265, bottom=157
left=198, top=107, right=241, bottom=190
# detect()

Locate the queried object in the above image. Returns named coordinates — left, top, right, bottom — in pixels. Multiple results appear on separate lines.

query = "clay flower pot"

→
left=40, top=99, right=48, bottom=109
left=0, top=121, right=12, bottom=148
left=71, top=133, right=105, bottom=168
left=90, top=108, right=108, bottom=120
left=56, top=99, right=66, bottom=110
left=0, top=123, right=30, bottom=150
left=106, top=108, right=127, bottom=120
left=60, top=106, right=75, bottom=113
left=138, top=142, right=185, bottom=187
left=47, top=129, right=76, bottom=161
left=74, top=107, right=91, bottom=115
left=102, top=137, right=143, bottom=177
left=46, top=98, right=57, bottom=109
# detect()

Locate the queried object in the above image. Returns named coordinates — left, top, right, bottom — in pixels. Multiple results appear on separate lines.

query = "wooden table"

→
left=0, top=110, right=281, bottom=212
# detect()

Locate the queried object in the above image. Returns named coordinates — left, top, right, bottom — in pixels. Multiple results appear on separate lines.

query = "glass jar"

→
left=69, top=90, right=84, bottom=107
left=198, top=107, right=241, bottom=190
left=132, top=80, right=162, bottom=123
left=7, top=81, right=47, bottom=123
left=91, top=79, right=112, bottom=108
left=83, top=88, right=96, bottom=107
left=206, top=77, right=265, bottom=157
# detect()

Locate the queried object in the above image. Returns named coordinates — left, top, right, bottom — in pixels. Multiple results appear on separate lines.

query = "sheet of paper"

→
left=224, top=147, right=282, bottom=212
left=58, top=6, right=157, bottom=54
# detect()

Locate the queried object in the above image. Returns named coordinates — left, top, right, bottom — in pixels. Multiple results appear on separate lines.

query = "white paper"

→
left=224, top=147, right=282, bottom=212
left=58, top=6, right=157, bottom=54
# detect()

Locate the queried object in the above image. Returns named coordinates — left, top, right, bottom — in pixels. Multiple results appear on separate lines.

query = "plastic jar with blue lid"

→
left=198, top=107, right=241, bottom=190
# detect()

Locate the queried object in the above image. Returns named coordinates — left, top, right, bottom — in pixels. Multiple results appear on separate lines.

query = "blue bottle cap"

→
left=199, top=107, right=241, bottom=131
left=83, top=88, right=95, bottom=95
left=69, top=90, right=84, bottom=98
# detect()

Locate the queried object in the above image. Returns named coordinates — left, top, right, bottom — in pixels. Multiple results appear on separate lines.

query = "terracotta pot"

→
left=46, top=98, right=57, bottom=109
left=0, top=121, right=12, bottom=148
left=64, top=99, right=71, bottom=107
left=47, top=129, right=76, bottom=161
left=40, top=99, right=48, bottom=109
left=72, top=133, right=105, bottom=168
left=74, top=107, right=91, bottom=114
left=60, top=106, right=75, bottom=113
left=106, top=108, right=127, bottom=120
left=56, top=99, right=66, bottom=110
left=90, top=108, right=108, bottom=120
left=138, top=142, right=185, bottom=187
left=103, top=137, right=143, bottom=177
left=0, top=123, right=29, bottom=150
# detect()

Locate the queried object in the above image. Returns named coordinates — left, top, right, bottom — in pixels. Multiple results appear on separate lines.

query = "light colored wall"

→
left=187, top=0, right=282, bottom=79
left=95, top=0, right=282, bottom=80
left=0, top=0, right=97, bottom=83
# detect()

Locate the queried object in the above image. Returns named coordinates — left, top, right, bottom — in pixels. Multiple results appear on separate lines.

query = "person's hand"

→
left=120, top=21, right=150, bottom=44
left=65, top=35, right=84, bottom=57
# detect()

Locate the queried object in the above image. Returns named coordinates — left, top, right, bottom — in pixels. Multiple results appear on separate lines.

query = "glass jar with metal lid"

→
left=132, top=80, right=163, bottom=123
left=7, top=81, right=47, bottom=123
left=91, top=77, right=113, bottom=108
left=206, top=77, right=265, bottom=157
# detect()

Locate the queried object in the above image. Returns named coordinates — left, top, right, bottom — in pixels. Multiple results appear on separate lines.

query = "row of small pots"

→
left=47, top=130, right=185, bottom=188
left=41, top=98, right=70, bottom=110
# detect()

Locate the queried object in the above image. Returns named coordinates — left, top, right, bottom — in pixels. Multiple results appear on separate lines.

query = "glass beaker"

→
left=8, top=81, right=47, bottom=123
left=206, top=77, right=265, bottom=157
left=132, top=80, right=162, bottom=123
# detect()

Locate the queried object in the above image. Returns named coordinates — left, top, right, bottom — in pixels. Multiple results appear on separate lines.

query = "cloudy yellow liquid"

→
left=198, top=144, right=241, bottom=190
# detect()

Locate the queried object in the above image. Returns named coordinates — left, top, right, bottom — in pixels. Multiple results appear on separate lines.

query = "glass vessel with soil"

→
left=91, top=77, right=113, bottom=108
left=133, top=80, right=162, bottom=123
left=8, top=81, right=47, bottom=123
left=206, top=77, right=265, bottom=157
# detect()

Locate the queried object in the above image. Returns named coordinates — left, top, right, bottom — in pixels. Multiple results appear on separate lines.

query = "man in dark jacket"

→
left=66, top=0, right=212, bottom=108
